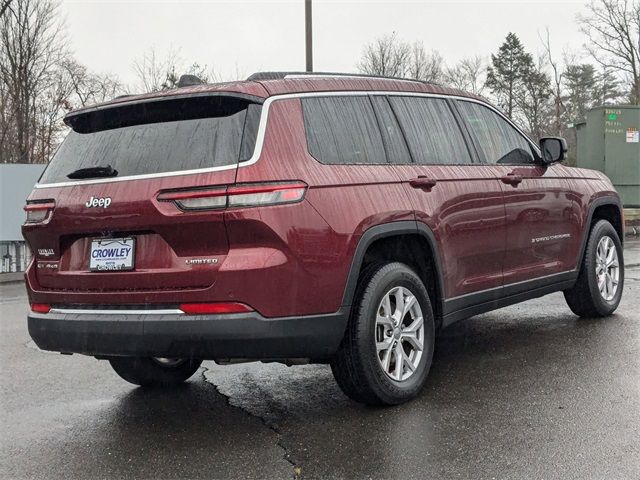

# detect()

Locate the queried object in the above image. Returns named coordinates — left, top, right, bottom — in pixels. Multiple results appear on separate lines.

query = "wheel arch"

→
left=576, top=196, right=624, bottom=267
left=341, top=221, right=445, bottom=328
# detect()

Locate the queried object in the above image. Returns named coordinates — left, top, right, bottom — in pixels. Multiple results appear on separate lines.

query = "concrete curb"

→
left=0, top=272, right=25, bottom=284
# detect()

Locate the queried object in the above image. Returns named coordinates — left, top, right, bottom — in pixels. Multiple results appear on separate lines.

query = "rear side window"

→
left=388, top=96, right=472, bottom=165
left=370, top=96, right=412, bottom=164
left=302, top=96, right=387, bottom=165
left=456, top=100, right=535, bottom=165
left=39, top=95, right=263, bottom=184
left=239, top=103, right=262, bottom=161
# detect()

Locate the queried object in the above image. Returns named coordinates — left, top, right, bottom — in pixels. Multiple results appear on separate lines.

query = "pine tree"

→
left=486, top=33, right=531, bottom=119
left=564, top=64, right=598, bottom=122
left=593, top=67, right=624, bottom=106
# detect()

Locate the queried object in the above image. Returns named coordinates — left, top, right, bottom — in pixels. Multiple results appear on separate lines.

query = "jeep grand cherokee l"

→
left=23, top=72, right=624, bottom=405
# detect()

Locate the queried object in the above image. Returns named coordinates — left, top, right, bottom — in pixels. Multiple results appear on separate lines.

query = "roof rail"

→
left=246, top=71, right=434, bottom=85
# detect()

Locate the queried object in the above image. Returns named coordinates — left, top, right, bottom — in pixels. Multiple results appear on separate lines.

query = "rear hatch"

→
left=23, top=93, right=263, bottom=293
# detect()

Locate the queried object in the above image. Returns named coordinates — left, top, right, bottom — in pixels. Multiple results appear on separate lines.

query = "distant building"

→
left=575, top=105, right=640, bottom=208
left=0, top=164, right=45, bottom=273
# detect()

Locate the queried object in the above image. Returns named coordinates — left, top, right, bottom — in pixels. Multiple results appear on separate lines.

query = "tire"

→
left=564, top=219, right=624, bottom=317
left=109, top=357, right=202, bottom=387
left=331, top=262, right=435, bottom=406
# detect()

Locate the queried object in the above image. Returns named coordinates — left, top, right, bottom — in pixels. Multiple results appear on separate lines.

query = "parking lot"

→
left=1, top=240, right=639, bottom=480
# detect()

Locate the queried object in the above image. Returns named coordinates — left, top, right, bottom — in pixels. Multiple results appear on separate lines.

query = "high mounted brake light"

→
left=157, top=182, right=307, bottom=211
left=24, top=200, right=56, bottom=224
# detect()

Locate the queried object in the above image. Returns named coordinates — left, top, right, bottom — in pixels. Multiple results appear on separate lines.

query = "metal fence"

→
left=1, top=241, right=31, bottom=273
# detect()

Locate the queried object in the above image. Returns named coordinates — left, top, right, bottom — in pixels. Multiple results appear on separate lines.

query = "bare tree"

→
left=26, top=59, right=125, bottom=161
left=32, top=64, right=72, bottom=163
left=0, top=72, right=11, bottom=156
left=358, top=33, right=411, bottom=78
left=540, top=28, right=566, bottom=136
left=516, top=55, right=553, bottom=140
left=444, top=56, right=486, bottom=94
left=0, top=0, right=68, bottom=163
left=133, top=48, right=218, bottom=92
left=0, top=0, right=14, bottom=17
left=579, top=0, right=640, bottom=104
left=132, top=48, right=181, bottom=93
left=61, top=59, right=124, bottom=107
left=358, top=33, right=449, bottom=83
left=407, top=42, right=444, bottom=83
left=228, top=62, right=248, bottom=82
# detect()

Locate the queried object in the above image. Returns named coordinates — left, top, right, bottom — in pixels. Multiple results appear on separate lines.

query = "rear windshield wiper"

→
left=67, top=165, right=118, bottom=179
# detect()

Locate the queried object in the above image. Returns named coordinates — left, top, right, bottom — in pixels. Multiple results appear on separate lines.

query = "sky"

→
left=59, top=0, right=591, bottom=87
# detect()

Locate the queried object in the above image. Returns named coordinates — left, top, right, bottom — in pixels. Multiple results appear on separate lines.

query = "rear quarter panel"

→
left=234, top=98, right=415, bottom=315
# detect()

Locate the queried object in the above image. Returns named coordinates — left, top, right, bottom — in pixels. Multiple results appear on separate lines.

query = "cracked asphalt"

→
left=1, top=240, right=639, bottom=480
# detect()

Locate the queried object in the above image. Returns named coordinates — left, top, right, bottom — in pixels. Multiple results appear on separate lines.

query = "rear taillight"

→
left=31, top=303, right=51, bottom=314
left=24, top=200, right=55, bottom=223
left=157, top=182, right=307, bottom=211
left=158, top=187, right=227, bottom=210
left=179, top=302, right=253, bottom=315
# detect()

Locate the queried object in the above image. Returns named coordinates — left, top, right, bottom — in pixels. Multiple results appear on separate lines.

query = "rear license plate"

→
left=89, top=237, right=135, bottom=271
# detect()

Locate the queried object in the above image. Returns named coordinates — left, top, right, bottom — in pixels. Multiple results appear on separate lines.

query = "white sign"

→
left=626, top=128, right=639, bottom=143
left=89, top=237, right=135, bottom=271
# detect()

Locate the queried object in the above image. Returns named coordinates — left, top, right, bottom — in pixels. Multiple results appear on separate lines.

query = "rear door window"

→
left=456, top=100, right=536, bottom=165
left=388, top=96, right=472, bottom=165
left=301, top=96, right=387, bottom=165
left=39, top=95, right=263, bottom=184
left=370, top=96, right=412, bottom=164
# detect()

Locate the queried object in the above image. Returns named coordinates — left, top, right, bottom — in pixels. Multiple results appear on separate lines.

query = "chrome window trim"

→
left=35, top=90, right=538, bottom=189
left=49, top=307, right=184, bottom=315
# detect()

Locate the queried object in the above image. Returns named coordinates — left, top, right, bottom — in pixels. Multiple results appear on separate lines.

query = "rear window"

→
left=39, top=95, right=263, bottom=184
left=301, top=96, right=387, bottom=165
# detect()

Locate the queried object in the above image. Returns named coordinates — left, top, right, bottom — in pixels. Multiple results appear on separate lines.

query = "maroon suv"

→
left=23, top=73, right=625, bottom=405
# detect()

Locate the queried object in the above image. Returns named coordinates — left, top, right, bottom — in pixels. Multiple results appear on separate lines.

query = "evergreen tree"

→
left=593, top=67, right=624, bottom=106
left=563, top=64, right=598, bottom=122
left=486, top=33, right=532, bottom=119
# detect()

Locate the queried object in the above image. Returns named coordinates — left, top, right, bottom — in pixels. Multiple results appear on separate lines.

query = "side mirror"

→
left=539, top=137, right=567, bottom=164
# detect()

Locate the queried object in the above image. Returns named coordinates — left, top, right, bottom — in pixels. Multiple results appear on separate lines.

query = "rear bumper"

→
left=28, top=308, right=348, bottom=360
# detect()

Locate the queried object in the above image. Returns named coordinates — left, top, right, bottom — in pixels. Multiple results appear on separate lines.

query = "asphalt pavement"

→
left=1, top=241, right=639, bottom=479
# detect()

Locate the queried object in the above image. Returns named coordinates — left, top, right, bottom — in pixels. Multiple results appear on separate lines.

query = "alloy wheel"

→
left=375, top=286, right=424, bottom=382
left=595, top=235, right=619, bottom=301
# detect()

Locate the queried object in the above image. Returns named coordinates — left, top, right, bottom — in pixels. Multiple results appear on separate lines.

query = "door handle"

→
left=409, top=176, right=437, bottom=191
left=500, top=173, right=523, bottom=186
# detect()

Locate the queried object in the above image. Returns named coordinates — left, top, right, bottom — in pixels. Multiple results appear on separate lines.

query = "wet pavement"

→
left=1, top=241, right=639, bottom=479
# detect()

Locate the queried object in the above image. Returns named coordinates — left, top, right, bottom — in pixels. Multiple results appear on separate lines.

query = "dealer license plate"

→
left=89, top=237, right=135, bottom=271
